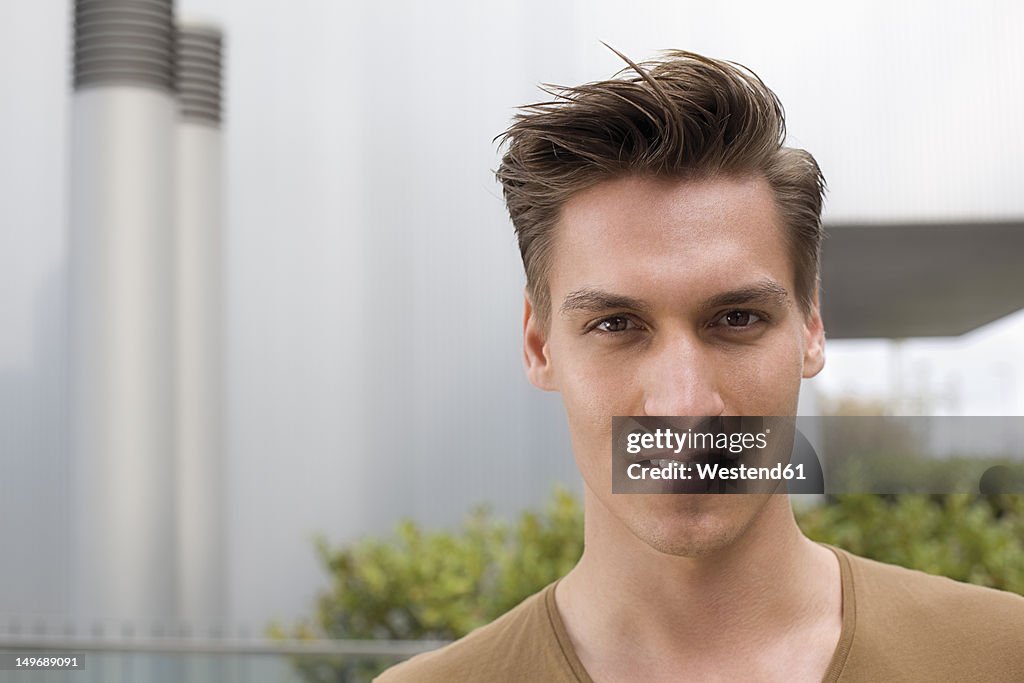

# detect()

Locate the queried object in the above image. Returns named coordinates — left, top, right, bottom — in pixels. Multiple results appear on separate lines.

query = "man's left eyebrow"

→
left=699, top=280, right=791, bottom=309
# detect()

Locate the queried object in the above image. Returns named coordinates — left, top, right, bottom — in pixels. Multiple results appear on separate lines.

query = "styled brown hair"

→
left=495, top=48, right=826, bottom=325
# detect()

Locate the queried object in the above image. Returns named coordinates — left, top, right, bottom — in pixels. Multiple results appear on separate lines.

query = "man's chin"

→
left=620, top=494, right=773, bottom=558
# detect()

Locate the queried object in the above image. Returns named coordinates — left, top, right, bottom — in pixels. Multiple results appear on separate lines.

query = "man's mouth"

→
left=633, top=447, right=733, bottom=467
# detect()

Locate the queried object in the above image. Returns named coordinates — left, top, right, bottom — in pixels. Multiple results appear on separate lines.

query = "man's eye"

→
left=594, top=316, right=637, bottom=333
left=715, top=310, right=763, bottom=328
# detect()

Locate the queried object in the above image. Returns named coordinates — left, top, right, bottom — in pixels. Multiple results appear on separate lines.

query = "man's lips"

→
left=631, top=447, right=732, bottom=466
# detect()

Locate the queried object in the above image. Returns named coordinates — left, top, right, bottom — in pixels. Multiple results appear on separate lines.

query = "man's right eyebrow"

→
left=559, top=289, right=651, bottom=317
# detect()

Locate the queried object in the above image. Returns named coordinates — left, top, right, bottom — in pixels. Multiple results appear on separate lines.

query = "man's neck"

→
left=555, top=491, right=842, bottom=682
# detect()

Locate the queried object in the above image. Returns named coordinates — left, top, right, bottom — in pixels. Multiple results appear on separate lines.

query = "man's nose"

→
left=640, top=333, right=726, bottom=417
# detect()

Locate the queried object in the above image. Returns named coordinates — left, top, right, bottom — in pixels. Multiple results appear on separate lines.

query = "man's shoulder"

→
left=374, top=582, right=576, bottom=683
left=840, top=546, right=1024, bottom=627
left=834, top=546, right=1024, bottom=680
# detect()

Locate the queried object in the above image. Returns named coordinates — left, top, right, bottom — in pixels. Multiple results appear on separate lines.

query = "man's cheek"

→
left=568, top=357, right=629, bottom=397
left=748, top=356, right=803, bottom=412
left=563, top=374, right=623, bottom=443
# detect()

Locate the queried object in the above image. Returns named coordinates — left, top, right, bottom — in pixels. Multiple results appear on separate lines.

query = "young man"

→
left=377, top=50, right=1024, bottom=682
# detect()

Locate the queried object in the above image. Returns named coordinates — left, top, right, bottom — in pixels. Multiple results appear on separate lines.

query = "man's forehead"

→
left=556, top=173, right=780, bottom=245
left=547, top=174, right=795, bottom=311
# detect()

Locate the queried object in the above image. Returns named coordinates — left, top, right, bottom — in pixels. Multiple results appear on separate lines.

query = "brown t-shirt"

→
left=375, top=545, right=1024, bottom=682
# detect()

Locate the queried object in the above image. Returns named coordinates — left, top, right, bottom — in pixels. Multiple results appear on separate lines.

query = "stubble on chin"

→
left=616, top=493, right=781, bottom=559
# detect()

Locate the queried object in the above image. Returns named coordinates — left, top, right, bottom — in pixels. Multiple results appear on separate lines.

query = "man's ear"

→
left=802, top=288, right=826, bottom=379
left=523, top=292, right=557, bottom=391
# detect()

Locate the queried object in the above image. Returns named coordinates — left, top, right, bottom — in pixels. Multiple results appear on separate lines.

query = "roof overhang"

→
left=819, top=220, right=1024, bottom=339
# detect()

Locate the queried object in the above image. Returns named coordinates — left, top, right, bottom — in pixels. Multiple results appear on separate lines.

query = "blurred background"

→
left=1, top=0, right=1022, bottom=680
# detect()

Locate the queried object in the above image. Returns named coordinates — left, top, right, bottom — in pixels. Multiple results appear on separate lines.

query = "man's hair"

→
left=495, top=48, right=826, bottom=325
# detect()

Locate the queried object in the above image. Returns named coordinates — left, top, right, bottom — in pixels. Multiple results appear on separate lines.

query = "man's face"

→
left=523, top=173, right=825, bottom=557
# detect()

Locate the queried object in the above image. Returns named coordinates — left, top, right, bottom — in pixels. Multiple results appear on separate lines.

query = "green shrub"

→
left=276, top=488, right=583, bottom=681
left=796, top=494, right=1024, bottom=593
left=304, top=487, right=583, bottom=641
